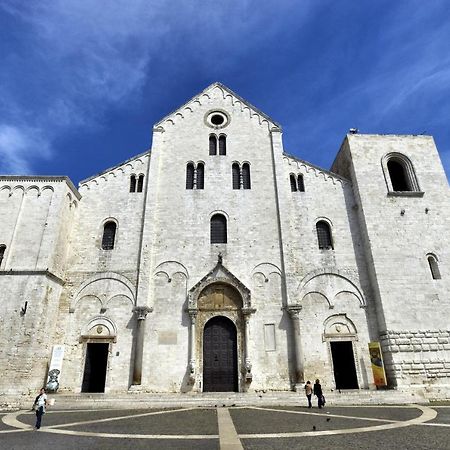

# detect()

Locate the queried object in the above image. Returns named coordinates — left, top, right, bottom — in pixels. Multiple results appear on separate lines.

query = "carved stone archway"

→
left=187, top=256, right=255, bottom=391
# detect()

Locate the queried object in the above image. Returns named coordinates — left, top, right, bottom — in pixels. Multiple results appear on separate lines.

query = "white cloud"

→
left=0, top=124, right=51, bottom=174
left=1, top=0, right=312, bottom=174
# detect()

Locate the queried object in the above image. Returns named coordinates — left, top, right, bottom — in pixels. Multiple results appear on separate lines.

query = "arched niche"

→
left=323, top=314, right=358, bottom=341
left=80, top=316, right=117, bottom=342
left=198, top=283, right=243, bottom=311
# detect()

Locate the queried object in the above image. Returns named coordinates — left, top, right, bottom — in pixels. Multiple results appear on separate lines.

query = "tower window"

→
left=137, top=174, right=144, bottom=193
left=290, top=174, right=297, bottom=192
left=186, top=163, right=195, bottom=189
left=210, top=214, right=227, bottom=244
left=382, top=153, right=420, bottom=194
left=297, top=174, right=305, bottom=192
left=232, top=163, right=240, bottom=190
left=316, top=221, right=333, bottom=250
left=387, top=160, right=410, bottom=191
left=242, top=163, right=251, bottom=189
left=186, top=162, right=205, bottom=190
left=130, top=175, right=137, bottom=193
left=427, top=255, right=441, bottom=280
left=102, top=221, right=117, bottom=250
left=219, top=135, right=226, bottom=155
left=197, top=163, right=205, bottom=189
left=209, top=135, right=217, bottom=156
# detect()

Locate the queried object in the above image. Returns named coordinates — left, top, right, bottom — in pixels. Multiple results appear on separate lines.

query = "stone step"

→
left=1, top=389, right=425, bottom=411
left=21, top=389, right=423, bottom=410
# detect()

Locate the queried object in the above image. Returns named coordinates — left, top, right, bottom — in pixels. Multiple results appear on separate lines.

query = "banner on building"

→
left=368, top=342, right=387, bottom=386
left=46, top=345, right=65, bottom=392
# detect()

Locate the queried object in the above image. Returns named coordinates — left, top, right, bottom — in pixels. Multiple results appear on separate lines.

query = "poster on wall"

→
left=368, top=342, right=387, bottom=386
left=46, top=344, right=65, bottom=392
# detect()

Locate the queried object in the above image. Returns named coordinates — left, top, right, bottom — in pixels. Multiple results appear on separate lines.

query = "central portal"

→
left=203, top=316, right=238, bottom=392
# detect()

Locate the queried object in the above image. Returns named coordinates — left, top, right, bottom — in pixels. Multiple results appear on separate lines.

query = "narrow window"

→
left=210, top=214, right=227, bottom=244
left=197, top=163, right=204, bottom=189
left=290, top=174, right=297, bottom=192
left=428, top=255, right=441, bottom=280
left=209, top=135, right=217, bottom=156
left=316, top=221, right=333, bottom=250
left=186, top=163, right=194, bottom=189
left=297, top=174, right=305, bottom=192
left=130, top=175, right=136, bottom=193
left=232, top=163, right=240, bottom=190
left=387, top=159, right=410, bottom=191
left=137, top=174, right=144, bottom=193
left=0, top=245, right=6, bottom=267
left=102, top=221, right=117, bottom=250
left=242, top=163, right=251, bottom=189
left=219, top=135, right=226, bottom=155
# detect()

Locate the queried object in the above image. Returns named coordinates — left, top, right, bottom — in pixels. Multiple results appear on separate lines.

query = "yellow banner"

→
left=368, top=342, right=387, bottom=386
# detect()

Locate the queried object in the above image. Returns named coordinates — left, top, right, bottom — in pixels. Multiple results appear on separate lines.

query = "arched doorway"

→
left=203, top=316, right=238, bottom=392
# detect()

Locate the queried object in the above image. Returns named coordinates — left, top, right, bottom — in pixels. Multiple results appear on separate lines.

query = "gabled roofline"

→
left=79, top=149, right=151, bottom=185
left=282, top=151, right=349, bottom=183
left=155, top=82, right=281, bottom=128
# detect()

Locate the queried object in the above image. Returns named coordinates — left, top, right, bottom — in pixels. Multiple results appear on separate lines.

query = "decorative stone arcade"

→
left=187, top=257, right=255, bottom=392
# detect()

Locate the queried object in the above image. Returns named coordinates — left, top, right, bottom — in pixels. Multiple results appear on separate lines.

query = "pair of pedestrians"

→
left=304, top=379, right=325, bottom=408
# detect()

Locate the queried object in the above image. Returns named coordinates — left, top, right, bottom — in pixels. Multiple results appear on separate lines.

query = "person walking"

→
left=33, top=388, right=47, bottom=429
left=304, top=381, right=313, bottom=408
left=313, top=379, right=324, bottom=408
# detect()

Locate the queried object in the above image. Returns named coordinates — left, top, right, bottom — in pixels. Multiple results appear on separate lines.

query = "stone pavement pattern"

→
left=1, top=405, right=449, bottom=449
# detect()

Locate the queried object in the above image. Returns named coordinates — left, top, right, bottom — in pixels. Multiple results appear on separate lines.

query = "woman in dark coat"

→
left=313, top=379, right=324, bottom=408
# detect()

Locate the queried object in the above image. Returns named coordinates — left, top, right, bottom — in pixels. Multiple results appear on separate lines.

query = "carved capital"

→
left=287, top=305, right=302, bottom=319
left=188, top=308, right=198, bottom=322
left=133, top=306, right=153, bottom=320
left=242, top=307, right=256, bottom=317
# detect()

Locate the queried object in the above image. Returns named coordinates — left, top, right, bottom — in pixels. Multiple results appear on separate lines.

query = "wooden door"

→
left=203, top=316, right=238, bottom=392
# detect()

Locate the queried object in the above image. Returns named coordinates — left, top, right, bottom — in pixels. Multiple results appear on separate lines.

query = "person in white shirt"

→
left=33, top=388, right=48, bottom=429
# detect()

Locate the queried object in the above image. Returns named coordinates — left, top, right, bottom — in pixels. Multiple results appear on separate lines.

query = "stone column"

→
left=242, top=307, right=256, bottom=381
left=287, top=305, right=304, bottom=389
left=188, top=309, right=197, bottom=381
left=132, top=306, right=152, bottom=385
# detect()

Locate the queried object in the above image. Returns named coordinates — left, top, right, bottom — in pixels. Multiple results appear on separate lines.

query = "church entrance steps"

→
left=6, top=389, right=425, bottom=411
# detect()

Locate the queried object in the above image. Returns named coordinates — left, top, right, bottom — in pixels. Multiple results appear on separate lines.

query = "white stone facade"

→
left=0, top=83, right=449, bottom=397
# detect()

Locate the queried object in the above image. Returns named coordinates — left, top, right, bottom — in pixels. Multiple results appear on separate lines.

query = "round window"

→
left=211, top=114, right=225, bottom=125
left=206, top=111, right=229, bottom=128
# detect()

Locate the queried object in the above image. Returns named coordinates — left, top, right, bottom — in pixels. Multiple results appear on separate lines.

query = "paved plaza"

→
left=1, top=404, right=449, bottom=449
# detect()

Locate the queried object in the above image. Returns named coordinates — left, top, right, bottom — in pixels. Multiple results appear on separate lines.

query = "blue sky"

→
left=1, top=0, right=450, bottom=184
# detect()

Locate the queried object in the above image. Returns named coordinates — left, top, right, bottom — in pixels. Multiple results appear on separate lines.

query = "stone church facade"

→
left=1, top=83, right=449, bottom=398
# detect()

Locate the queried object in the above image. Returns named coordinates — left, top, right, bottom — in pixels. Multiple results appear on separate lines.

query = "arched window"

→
left=316, top=221, right=333, bottom=250
left=130, top=175, right=137, bottom=193
left=383, top=153, right=420, bottom=193
left=219, top=135, right=226, bottom=155
left=0, top=245, right=6, bottom=267
left=102, top=221, right=117, bottom=250
left=209, top=135, right=217, bottom=155
left=387, top=159, right=410, bottom=191
left=427, top=255, right=441, bottom=280
left=197, top=163, right=204, bottom=189
left=297, top=174, right=305, bottom=192
left=242, top=163, right=251, bottom=189
left=137, top=174, right=144, bottom=193
left=186, top=163, right=195, bottom=189
left=290, top=174, right=297, bottom=192
left=211, top=214, right=227, bottom=244
left=232, top=163, right=240, bottom=190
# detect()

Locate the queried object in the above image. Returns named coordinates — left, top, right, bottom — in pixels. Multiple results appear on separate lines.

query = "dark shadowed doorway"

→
left=203, top=316, right=238, bottom=392
left=330, top=341, right=359, bottom=389
left=81, top=343, right=109, bottom=393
